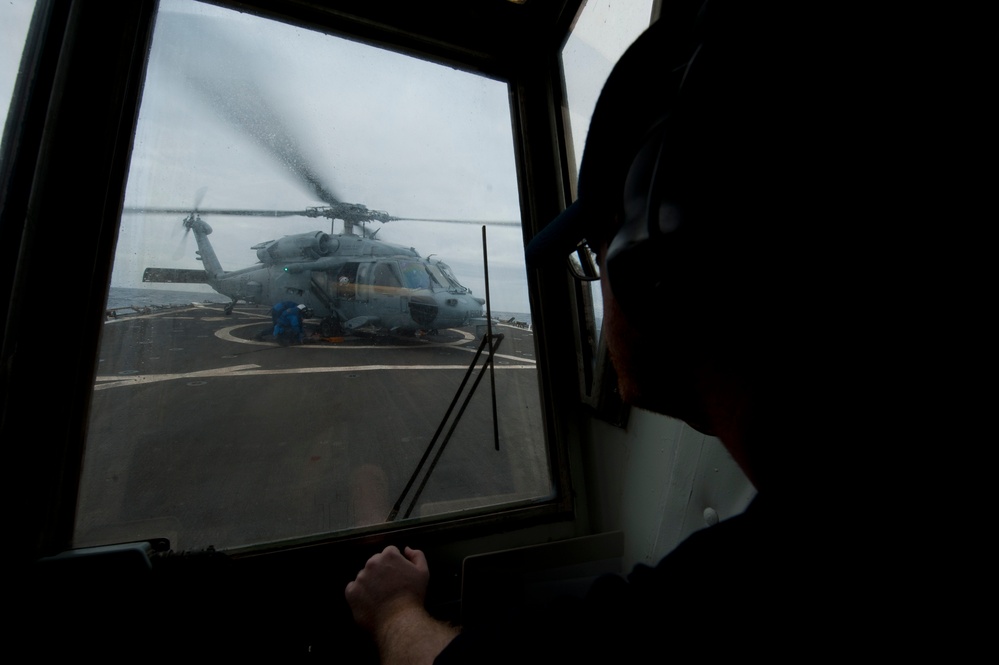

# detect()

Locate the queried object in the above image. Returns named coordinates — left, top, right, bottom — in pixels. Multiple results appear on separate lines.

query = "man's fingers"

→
left=403, top=546, right=427, bottom=570
left=346, top=545, right=424, bottom=600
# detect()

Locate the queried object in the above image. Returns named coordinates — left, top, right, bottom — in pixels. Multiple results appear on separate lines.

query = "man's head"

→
left=528, top=2, right=807, bottom=300
left=526, top=2, right=833, bottom=486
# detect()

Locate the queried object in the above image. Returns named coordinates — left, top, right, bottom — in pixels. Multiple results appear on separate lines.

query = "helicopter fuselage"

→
left=146, top=218, right=486, bottom=336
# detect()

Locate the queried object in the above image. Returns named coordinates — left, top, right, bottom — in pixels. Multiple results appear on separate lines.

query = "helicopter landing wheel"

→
left=224, top=302, right=234, bottom=315
left=320, top=316, right=343, bottom=337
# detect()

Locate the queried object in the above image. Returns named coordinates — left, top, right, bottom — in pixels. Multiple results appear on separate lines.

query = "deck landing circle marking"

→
left=216, top=322, right=475, bottom=349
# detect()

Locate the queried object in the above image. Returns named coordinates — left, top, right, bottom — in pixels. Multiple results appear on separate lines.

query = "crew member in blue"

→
left=273, top=302, right=310, bottom=345
left=270, top=300, right=299, bottom=326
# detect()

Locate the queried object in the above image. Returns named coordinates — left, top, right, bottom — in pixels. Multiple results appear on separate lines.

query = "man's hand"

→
left=345, top=545, right=429, bottom=633
left=345, top=545, right=459, bottom=665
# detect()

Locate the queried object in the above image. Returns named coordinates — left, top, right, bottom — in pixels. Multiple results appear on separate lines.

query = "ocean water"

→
left=105, top=286, right=228, bottom=312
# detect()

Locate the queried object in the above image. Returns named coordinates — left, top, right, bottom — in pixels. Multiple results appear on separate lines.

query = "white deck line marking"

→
left=94, top=363, right=535, bottom=390
left=450, top=345, right=532, bottom=365
left=213, top=321, right=534, bottom=365
left=106, top=305, right=532, bottom=362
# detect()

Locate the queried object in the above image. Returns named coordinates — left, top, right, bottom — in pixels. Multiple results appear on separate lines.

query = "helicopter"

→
left=138, top=198, right=492, bottom=338
left=123, top=11, right=523, bottom=339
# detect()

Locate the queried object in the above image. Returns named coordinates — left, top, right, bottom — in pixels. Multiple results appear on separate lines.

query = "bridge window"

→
left=72, top=0, right=549, bottom=554
left=559, top=0, right=655, bottom=408
left=0, top=0, right=36, bottom=143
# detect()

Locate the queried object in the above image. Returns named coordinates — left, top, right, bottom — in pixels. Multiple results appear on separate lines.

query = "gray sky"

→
left=1, top=0, right=36, bottom=140
left=2, top=0, right=654, bottom=315
left=116, top=0, right=529, bottom=311
left=562, top=0, right=654, bottom=178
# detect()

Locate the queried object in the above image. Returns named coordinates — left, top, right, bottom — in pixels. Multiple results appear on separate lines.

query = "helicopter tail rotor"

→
left=173, top=187, right=209, bottom=259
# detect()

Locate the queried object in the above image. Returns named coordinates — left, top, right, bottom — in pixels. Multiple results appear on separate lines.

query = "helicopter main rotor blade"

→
left=160, top=13, right=340, bottom=207
left=149, top=13, right=342, bottom=209
left=140, top=15, right=518, bottom=233
left=190, top=76, right=341, bottom=206
left=386, top=216, right=521, bottom=227
left=124, top=207, right=522, bottom=227
left=124, top=207, right=310, bottom=218
left=193, top=186, right=208, bottom=212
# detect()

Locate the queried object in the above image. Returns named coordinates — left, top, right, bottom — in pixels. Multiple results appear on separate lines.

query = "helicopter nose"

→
left=409, top=295, right=438, bottom=327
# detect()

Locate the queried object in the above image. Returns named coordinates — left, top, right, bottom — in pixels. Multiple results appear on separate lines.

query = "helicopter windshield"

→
left=430, top=261, right=468, bottom=293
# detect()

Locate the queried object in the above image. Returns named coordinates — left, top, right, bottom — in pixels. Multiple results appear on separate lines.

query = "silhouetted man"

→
left=346, top=2, right=882, bottom=661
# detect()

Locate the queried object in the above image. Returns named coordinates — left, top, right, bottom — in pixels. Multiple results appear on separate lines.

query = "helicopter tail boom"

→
left=142, top=268, right=209, bottom=284
left=187, top=215, right=225, bottom=279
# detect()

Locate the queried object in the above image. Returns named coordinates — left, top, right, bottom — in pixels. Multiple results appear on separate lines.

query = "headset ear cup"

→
left=605, top=234, right=671, bottom=322
left=606, top=118, right=684, bottom=322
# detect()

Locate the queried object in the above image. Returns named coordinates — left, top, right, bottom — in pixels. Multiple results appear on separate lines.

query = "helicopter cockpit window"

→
left=424, top=263, right=450, bottom=290
left=74, top=0, right=549, bottom=553
left=336, top=264, right=358, bottom=300
left=399, top=261, right=433, bottom=290
left=372, top=262, right=403, bottom=289
left=434, top=262, right=468, bottom=293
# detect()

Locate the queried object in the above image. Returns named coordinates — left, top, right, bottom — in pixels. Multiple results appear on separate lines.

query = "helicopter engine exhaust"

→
left=256, top=231, right=337, bottom=263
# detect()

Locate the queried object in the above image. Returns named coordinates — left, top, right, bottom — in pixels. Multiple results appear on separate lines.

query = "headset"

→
left=603, top=43, right=704, bottom=321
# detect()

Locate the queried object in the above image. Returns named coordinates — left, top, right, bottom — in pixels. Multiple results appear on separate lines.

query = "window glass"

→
left=0, top=0, right=37, bottom=146
left=559, top=1, right=654, bottom=408
left=560, top=0, right=655, bottom=345
left=435, top=261, right=467, bottom=292
left=75, top=0, right=548, bottom=552
left=373, top=262, right=403, bottom=289
left=425, top=262, right=449, bottom=289
left=399, top=261, right=432, bottom=290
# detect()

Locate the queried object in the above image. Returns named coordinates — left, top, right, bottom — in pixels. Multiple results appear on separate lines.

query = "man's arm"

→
left=345, top=545, right=459, bottom=665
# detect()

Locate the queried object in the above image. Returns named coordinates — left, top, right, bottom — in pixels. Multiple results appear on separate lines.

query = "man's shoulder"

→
left=631, top=495, right=843, bottom=603
left=437, top=496, right=875, bottom=664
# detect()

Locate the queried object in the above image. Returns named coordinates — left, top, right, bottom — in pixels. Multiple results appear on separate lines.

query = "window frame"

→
left=1, top=0, right=596, bottom=564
